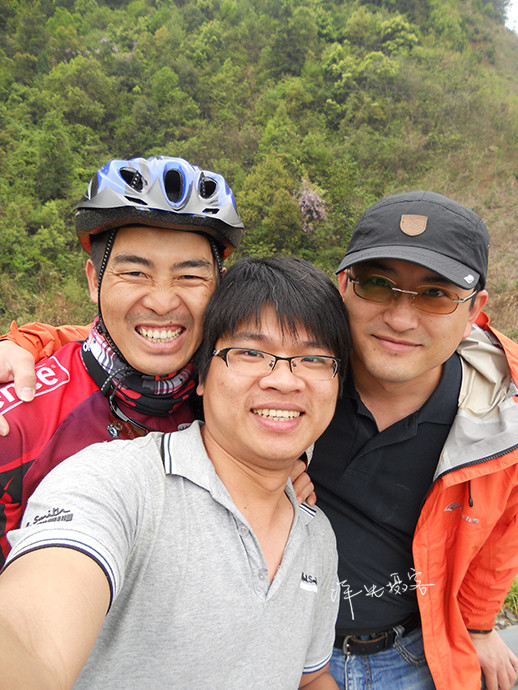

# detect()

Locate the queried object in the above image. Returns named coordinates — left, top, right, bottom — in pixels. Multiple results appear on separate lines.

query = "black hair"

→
left=196, top=255, right=351, bottom=391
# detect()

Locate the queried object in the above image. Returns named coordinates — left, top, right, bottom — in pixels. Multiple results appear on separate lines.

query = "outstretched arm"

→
left=0, top=547, right=109, bottom=689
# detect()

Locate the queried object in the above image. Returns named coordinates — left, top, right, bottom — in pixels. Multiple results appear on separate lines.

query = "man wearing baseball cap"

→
left=309, top=191, right=518, bottom=689
left=3, top=190, right=518, bottom=689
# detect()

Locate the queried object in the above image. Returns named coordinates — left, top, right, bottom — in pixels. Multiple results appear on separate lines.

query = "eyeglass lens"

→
left=224, top=348, right=337, bottom=380
left=351, top=273, right=464, bottom=314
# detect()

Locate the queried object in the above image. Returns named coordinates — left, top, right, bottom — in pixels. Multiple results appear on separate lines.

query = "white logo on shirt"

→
left=0, top=356, right=71, bottom=414
left=300, top=572, right=318, bottom=593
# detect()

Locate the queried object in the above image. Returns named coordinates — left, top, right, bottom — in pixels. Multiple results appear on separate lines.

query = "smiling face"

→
left=197, top=306, right=340, bottom=472
left=86, top=225, right=217, bottom=375
left=339, top=259, right=488, bottom=396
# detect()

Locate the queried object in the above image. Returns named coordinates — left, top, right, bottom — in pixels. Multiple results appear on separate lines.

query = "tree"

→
left=34, top=114, right=75, bottom=203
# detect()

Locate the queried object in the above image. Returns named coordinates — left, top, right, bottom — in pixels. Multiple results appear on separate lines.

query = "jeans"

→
left=329, top=626, right=436, bottom=690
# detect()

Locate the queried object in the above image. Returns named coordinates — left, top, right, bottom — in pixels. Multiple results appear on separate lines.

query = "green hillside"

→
left=1, top=0, right=517, bottom=337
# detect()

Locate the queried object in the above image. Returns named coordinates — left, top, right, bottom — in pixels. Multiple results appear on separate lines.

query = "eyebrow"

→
left=230, top=329, right=326, bottom=350
left=111, top=255, right=215, bottom=272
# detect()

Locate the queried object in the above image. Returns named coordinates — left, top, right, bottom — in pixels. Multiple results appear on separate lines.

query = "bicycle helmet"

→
left=75, top=156, right=244, bottom=257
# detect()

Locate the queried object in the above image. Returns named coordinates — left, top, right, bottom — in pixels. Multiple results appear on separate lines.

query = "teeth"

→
left=252, top=409, right=301, bottom=421
left=138, top=327, right=183, bottom=343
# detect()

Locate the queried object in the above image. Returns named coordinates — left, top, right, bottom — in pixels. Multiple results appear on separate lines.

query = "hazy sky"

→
left=507, top=0, right=518, bottom=32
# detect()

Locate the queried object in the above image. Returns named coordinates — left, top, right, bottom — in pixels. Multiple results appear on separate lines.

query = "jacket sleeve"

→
left=1, top=322, right=91, bottom=362
left=458, top=471, right=518, bottom=631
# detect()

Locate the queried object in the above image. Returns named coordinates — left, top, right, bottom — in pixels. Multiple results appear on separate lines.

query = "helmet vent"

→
left=124, top=196, right=148, bottom=205
left=164, top=169, right=183, bottom=203
left=202, top=207, right=218, bottom=214
left=87, top=173, right=100, bottom=200
left=199, top=175, right=217, bottom=199
left=119, top=167, right=144, bottom=192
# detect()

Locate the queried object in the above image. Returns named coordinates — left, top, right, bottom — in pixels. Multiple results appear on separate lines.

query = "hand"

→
left=470, top=629, right=518, bottom=690
left=0, top=341, right=36, bottom=436
left=290, top=458, right=317, bottom=506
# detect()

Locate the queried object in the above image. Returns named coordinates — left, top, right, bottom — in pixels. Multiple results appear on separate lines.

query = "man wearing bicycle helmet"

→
left=0, top=256, right=348, bottom=689
left=0, top=155, right=243, bottom=567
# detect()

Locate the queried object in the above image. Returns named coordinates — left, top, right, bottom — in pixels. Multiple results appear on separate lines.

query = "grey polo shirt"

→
left=7, top=421, right=339, bottom=689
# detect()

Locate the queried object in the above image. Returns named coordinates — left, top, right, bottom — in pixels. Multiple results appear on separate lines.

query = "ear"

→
left=461, top=289, right=488, bottom=340
left=85, top=260, right=99, bottom=304
left=221, top=266, right=227, bottom=277
left=338, top=271, right=348, bottom=299
left=196, top=378, right=205, bottom=397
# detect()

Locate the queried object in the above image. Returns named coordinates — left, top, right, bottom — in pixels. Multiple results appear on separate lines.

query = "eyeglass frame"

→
left=212, top=347, right=340, bottom=380
left=346, top=270, right=477, bottom=315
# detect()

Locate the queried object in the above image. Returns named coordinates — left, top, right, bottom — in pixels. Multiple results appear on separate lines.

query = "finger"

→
left=0, top=413, right=10, bottom=437
left=0, top=343, right=37, bottom=400
left=289, top=458, right=307, bottom=483
left=305, top=490, right=317, bottom=507
left=292, top=476, right=314, bottom=506
left=15, top=383, right=36, bottom=402
left=503, top=657, right=518, bottom=689
left=11, top=360, right=37, bottom=401
left=483, top=669, right=498, bottom=690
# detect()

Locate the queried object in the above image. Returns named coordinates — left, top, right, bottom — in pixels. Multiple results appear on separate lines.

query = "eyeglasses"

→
left=347, top=271, right=476, bottom=315
left=212, top=347, right=340, bottom=381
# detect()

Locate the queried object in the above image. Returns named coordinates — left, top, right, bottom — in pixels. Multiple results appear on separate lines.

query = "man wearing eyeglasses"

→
left=308, top=191, right=518, bottom=690
left=3, top=191, right=518, bottom=690
left=0, top=256, right=350, bottom=689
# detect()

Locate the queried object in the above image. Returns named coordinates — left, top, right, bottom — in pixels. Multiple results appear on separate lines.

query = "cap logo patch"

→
left=400, top=214, right=428, bottom=236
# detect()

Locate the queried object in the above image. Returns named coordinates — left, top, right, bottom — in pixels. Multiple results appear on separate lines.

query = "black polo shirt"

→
left=311, top=353, right=462, bottom=634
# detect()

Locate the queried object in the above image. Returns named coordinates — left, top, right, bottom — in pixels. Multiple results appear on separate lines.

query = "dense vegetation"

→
left=1, top=0, right=517, bottom=337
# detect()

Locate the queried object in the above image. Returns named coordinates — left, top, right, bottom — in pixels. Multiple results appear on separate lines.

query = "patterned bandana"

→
left=80, top=318, right=197, bottom=418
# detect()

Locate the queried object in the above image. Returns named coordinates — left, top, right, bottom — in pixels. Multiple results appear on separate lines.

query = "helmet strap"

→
left=94, top=228, right=223, bottom=367
left=208, top=236, right=224, bottom=279
left=95, top=228, right=127, bottom=361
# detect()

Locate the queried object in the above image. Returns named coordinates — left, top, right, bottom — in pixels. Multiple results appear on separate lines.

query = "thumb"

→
left=12, top=360, right=37, bottom=402
left=0, top=413, right=10, bottom=436
left=0, top=342, right=37, bottom=401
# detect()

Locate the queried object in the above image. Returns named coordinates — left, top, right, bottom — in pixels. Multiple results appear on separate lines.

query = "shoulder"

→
left=66, top=431, right=164, bottom=469
left=37, top=432, right=166, bottom=497
left=299, top=503, right=337, bottom=550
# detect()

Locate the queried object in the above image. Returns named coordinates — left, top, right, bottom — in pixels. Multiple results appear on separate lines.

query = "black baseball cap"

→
left=336, top=191, right=490, bottom=289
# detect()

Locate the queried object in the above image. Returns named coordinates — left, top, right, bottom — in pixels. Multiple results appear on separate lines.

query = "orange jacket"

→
left=415, top=312, right=518, bottom=689
left=3, top=322, right=90, bottom=360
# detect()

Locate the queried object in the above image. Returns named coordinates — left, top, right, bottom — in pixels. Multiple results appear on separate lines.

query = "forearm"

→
left=2, top=322, right=91, bottom=361
left=300, top=671, right=338, bottom=688
left=300, top=664, right=338, bottom=688
left=0, top=617, right=58, bottom=690
left=0, top=549, right=109, bottom=690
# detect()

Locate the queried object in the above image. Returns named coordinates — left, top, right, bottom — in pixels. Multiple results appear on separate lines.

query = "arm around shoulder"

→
left=2, top=321, right=91, bottom=361
left=0, top=321, right=91, bottom=435
left=0, top=339, right=38, bottom=435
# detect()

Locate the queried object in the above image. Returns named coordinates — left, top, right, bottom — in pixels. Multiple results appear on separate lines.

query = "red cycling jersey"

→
left=0, top=341, right=195, bottom=566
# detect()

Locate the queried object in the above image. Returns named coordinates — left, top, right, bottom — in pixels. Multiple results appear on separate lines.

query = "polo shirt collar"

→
left=161, top=420, right=315, bottom=526
left=347, top=352, right=461, bottom=427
